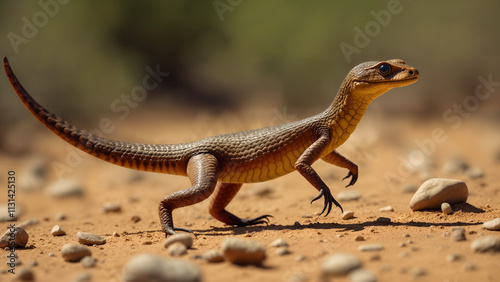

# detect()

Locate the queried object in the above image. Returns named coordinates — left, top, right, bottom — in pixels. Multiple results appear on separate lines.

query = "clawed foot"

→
left=342, top=171, right=358, bottom=188
left=237, top=214, right=273, bottom=227
left=164, top=226, right=195, bottom=237
left=310, top=187, right=343, bottom=216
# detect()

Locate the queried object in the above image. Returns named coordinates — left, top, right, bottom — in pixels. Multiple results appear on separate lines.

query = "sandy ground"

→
left=1, top=108, right=499, bottom=282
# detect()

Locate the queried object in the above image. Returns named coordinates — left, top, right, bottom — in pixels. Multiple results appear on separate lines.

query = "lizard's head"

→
left=347, top=59, right=419, bottom=101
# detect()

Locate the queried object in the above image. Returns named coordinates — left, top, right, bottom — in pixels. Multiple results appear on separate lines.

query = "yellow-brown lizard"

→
left=4, top=57, right=418, bottom=236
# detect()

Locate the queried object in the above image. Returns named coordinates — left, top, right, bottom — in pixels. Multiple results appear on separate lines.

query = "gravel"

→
left=0, top=226, right=29, bottom=248
left=483, top=218, right=500, bottom=231
left=164, top=233, right=194, bottom=249
left=441, top=202, right=453, bottom=214
left=122, top=253, right=201, bottom=282
left=221, top=238, right=266, bottom=265
left=61, top=244, right=92, bottom=262
left=358, top=244, right=384, bottom=252
left=410, top=178, right=468, bottom=210
left=77, top=232, right=106, bottom=245
left=450, top=227, right=466, bottom=241
left=321, top=253, right=362, bottom=276
left=342, top=211, right=355, bottom=220
left=337, top=190, right=362, bottom=201
left=471, top=236, right=500, bottom=253
left=51, top=225, right=66, bottom=236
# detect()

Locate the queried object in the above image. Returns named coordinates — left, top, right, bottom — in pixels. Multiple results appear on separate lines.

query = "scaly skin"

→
left=4, top=57, right=419, bottom=236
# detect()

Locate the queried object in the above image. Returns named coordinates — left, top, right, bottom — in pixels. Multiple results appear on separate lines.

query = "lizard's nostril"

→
left=409, top=70, right=414, bottom=76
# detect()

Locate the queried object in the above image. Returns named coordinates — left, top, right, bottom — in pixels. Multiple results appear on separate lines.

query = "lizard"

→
left=3, top=57, right=419, bottom=236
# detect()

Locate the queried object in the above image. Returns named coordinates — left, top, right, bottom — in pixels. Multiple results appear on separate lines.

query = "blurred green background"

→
left=1, top=0, right=499, bottom=138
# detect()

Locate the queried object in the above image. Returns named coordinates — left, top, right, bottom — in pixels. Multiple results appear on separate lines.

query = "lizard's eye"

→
left=378, top=64, right=392, bottom=76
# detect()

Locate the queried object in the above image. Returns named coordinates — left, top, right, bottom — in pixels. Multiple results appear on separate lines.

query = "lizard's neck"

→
left=322, top=82, right=372, bottom=149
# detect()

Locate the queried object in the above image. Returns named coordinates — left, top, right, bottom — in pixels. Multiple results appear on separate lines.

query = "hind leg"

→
left=209, top=183, right=272, bottom=226
left=158, top=154, right=219, bottom=236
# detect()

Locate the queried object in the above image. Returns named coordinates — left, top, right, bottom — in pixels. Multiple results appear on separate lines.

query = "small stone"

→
left=295, top=255, right=307, bottom=262
left=461, top=262, right=476, bottom=271
left=0, top=226, right=29, bottom=248
left=19, top=157, right=47, bottom=192
left=61, top=244, right=92, bottom=262
left=399, top=251, right=409, bottom=257
left=221, top=238, right=266, bottom=265
left=410, top=178, right=468, bottom=211
left=271, top=238, right=289, bottom=248
left=17, top=267, right=35, bottom=281
left=163, top=233, right=193, bottom=249
left=349, top=268, right=377, bottom=282
left=77, top=232, right=106, bottom=245
left=55, top=213, right=67, bottom=220
left=369, top=254, right=381, bottom=261
left=203, top=249, right=225, bottom=263
left=19, top=219, right=39, bottom=228
left=321, top=253, right=362, bottom=276
left=301, top=214, right=312, bottom=218
left=342, top=211, right=355, bottom=220
left=286, top=273, right=308, bottom=282
left=450, top=227, right=466, bottom=241
left=100, top=202, right=122, bottom=213
left=113, top=231, right=120, bottom=237
left=403, top=234, right=410, bottom=238
left=72, top=272, right=92, bottom=282
left=471, top=236, right=500, bottom=252
left=441, top=202, right=453, bottom=214
left=483, top=218, right=500, bottom=231
left=51, top=225, right=66, bottom=236
left=358, top=244, right=384, bottom=252
left=442, top=157, right=468, bottom=174
left=81, top=256, right=97, bottom=268
left=401, top=184, right=418, bottom=194
left=48, top=253, right=55, bottom=257
left=122, top=253, right=201, bottom=282
left=379, top=206, right=394, bottom=212
left=446, top=253, right=462, bottom=262
left=0, top=204, right=22, bottom=221
left=466, top=167, right=484, bottom=179
left=47, top=179, right=84, bottom=198
left=399, top=243, right=406, bottom=247
left=167, top=242, right=188, bottom=256
left=276, top=247, right=290, bottom=256
left=337, top=190, right=362, bottom=201
left=131, top=215, right=141, bottom=223
left=410, top=267, right=427, bottom=278
left=376, top=217, right=391, bottom=224
left=354, top=236, right=365, bottom=241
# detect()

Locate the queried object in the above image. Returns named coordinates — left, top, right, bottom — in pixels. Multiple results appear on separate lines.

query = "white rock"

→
left=358, top=244, right=384, bottom=252
left=471, top=236, right=500, bottom=253
left=483, top=218, right=500, bottom=231
left=0, top=204, right=22, bottom=221
left=164, top=233, right=193, bottom=249
left=349, top=268, right=377, bottom=282
left=337, top=190, right=362, bottom=201
left=379, top=206, right=394, bottom=212
left=203, top=249, right=224, bottom=263
left=81, top=256, right=97, bottom=268
left=167, top=242, right=187, bottom=256
left=221, top=238, right=266, bottom=265
left=446, top=253, right=462, bottom=262
left=61, top=244, right=91, bottom=262
left=77, top=232, right=106, bottom=245
left=321, top=253, right=362, bottom=276
left=0, top=226, right=29, bottom=248
left=122, top=253, right=201, bottom=282
left=441, top=202, right=453, bottom=214
left=47, top=179, right=84, bottom=198
left=466, top=167, right=484, bottom=179
left=270, top=238, right=289, bottom=248
left=450, top=227, right=466, bottom=241
left=342, top=211, right=355, bottom=220
left=410, top=178, right=468, bottom=210
left=100, top=202, right=122, bottom=213
left=51, top=225, right=66, bottom=236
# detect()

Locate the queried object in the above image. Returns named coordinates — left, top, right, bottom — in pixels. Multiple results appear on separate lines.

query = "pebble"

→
left=276, top=247, right=290, bottom=256
left=55, top=213, right=67, bottom=221
left=203, top=249, right=225, bottom=263
left=61, top=244, right=92, bottom=262
left=51, top=225, right=66, bottom=236
left=17, top=267, right=35, bottom=281
left=409, top=178, right=468, bottom=210
left=441, top=202, right=453, bottom=214
left=301, top=214, right=312, bottom=219
left=163, top=233, right=193, bottom=249
left=376, top=217, right=391, bottom=224
left=167, top=242, right=188, bottom=256
left=446, top=253, right=462, bottom=262
left=342, top=211, right=355, bottom=220
left=72, top=272, right=92, bottom=282
left=462, top=262, right=476, bottom=271
left=0, top=226, right=29, bottom=248
left=19, top=219, right=39, bottom=228
left=410, top=267, right=427, bottom=278
left=354, top=236, right=365, bottom=241
left=471, top=236, right=500, bottom=253
left=19, top=157, right=47, bottom=191
left=401, top=184, right=418, bottom=194
left=122, top=253, right=201, bottom=282
left=466, top=167, right=484, bottom=179
left=0, top=204, right=21, bottom=221
left=379, top=206, right=394, bottom=212
left=337, top=190, right=362, bottom=201
left=442, top=157, right=469, bottom=174
left=47, top=179, right=84, bottom=198
left=321, top=253, right=362, bottom=276
left=358, top=244, right=384, bottom=252
left=295, top=255, right=307, bottom=262
left=349, top=268, right=377, bottom=282
left=100, top=202, right=122, bottom=213
left=450, top=227, right=466, bottom=241
left=221, top=238, right=266, bottom=265
left=81, top=256, right=97, bottom=268
left=77, top=232, right=106, bottom=245
left=483, top=218, right=500, bottom=231
left=271, top=238, right=289, bottom=248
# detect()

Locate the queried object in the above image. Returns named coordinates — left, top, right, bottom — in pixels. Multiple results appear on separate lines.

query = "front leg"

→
left=294, top=130, right=343, bottom=215
left=321, top=150, right=358, bottom=187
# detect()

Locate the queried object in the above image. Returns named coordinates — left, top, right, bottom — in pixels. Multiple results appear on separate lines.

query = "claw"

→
left=238, top=214, right=273, bottom=226
left=164, top=226, right=195, bottom=238
left=311, top=187, right=343, bottom=217
left=342, top=171, right=358, bottom=188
